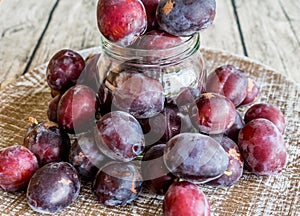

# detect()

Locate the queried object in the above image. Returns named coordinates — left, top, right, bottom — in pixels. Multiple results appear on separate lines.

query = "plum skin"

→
left=163, top=181, right=210, bottom=216
left=26, top=162, right=80, bottom=214
left=24, top=121, right=70, bottom=166
left=141, top=144, right=178, bottom=195
left=68, top=132, right=109, bottom=180
left=244, top=103, right=286, bottom=134
left=238, top=118, right=287, bottom=176
left=0, top=145, right=39, bottom=192
left=156, top=0, right=216, bottom=36
left=112, top=72, right=165, bottom=119
left=189, top=93, right=236, bottom=134
left=97, top=0, right=147, bottom=46
left=164, top=133, right=229, bottom=183
left=57, top=84, right=98, bottom=134
left=46, top=49, right=85, bottom=92
left=206, top=136, right=244, bottom=187
left=94, top=111, right=145, bottom=162
left=92, top=161, right=143, bottom=206
left=206, top=64, right=248, bottom=107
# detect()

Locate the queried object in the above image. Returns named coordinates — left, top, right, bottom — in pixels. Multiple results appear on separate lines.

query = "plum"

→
left=141, top=144, right=178, bottom=195
left=97, top=0, right=147, bottom=46
left=0, top=145, right=39, bottom=192
left=156, top=0, right=216, bottom=36
left=134, top=29, right=182, bottom=49
left=206, top=64, right=248, bottom=107
left=26, top=162, right=80, bottom=214
left=57, top=85, right=98, bottom=134
left=138, top=102, right=182, bottom=145
left=141, top=0, right=160, bottom=30
left=46, top=49, right=85, bottom=92
left=77, top=53, right=101, bottom=92
left=189, top=93, right=236, bottom=134
left=163, top=181, right=210, bottom=216
left=224, top=110, right=245, bottom=143
left=112, top=72, right=164, bottom=119
left=238, top=118, right=287, bottom=176
left=94, top=111, right=145, bottom=162
left=24, top=120, right=70, bottom=166
left=244, top=103, right=286, bottom=134
left=206, top=136, right=244, bottom=187
left=47, top=94, right=61, bottom=122
left=68, top=132, right=109, bottom=180
left=240, top=77, right=260, bottom=106
left=164, top=133, right=229, bottom=183
left=92, top=161, right=142, bottom=206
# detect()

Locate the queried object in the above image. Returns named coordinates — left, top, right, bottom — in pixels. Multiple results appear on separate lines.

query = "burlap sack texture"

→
left=0, top=47, right=299, bottom=216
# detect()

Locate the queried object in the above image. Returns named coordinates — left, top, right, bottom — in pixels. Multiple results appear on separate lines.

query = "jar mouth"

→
left=100, top=33, right=200, bottom=64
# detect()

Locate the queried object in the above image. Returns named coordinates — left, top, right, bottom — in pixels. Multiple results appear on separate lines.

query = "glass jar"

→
left=97, top=33, right=206, bottom=119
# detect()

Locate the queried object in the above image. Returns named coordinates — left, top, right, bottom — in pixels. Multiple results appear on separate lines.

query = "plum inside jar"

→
left=97, top=33, right=206, bottom=118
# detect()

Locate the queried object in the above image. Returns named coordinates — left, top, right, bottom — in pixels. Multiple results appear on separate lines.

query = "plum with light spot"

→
left=26, top=162, right=80, bottom=214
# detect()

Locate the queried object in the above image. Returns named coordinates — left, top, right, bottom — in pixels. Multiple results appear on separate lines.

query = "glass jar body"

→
left=97, top=33, right=206, bottom=119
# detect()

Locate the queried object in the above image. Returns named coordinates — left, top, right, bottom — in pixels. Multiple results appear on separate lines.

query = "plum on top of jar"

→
left=156, top=0, right=216, bottom=36
left=96, top=0, right=147, bottom=47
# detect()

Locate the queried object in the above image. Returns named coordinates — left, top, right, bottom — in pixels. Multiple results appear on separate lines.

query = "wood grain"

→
left=27, top=0, right=100, bottom=74
left=201, top=0, right=244, bottom=55
left=0, top=0, right=57, bottom=89
left=235, top=0, right=300, bottom=83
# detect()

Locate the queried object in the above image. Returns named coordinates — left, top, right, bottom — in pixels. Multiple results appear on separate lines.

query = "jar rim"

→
left=100, top=33, right=200, bottom=62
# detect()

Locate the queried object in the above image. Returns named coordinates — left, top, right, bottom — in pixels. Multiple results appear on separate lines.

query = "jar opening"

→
left=100, top=33, right=200, bottom=65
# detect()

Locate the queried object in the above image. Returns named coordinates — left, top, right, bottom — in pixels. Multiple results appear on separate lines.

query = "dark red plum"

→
left=26, top=162, right=80, bottom=214
left=97, top=83, right=115, bottom=116
left=94, top=111, right=145, bottom=162
left=57, top=85, right=98, bottom=134
left=244, top=103, right=286, bottom=134
left=112, top=72, right=164, bottom=119
left=174, top=86, right=203, bottom=107
left=141, top=144, right=178, bottom=195
left=224, top=110, right=245, bottom=143
left=77, top=53, right=101, bottom=92
left=164, top=133, right=229, bottom=183
left=92, top=162, right=142, bottom=206
left=206, top=64, right=248, bottom=106
left=163, top=181, right=210, bottom=216
left=156, top=0, right=216, bottom=36
left=24, top=120, right=70, bottom=166
left=46, top=49, right=85, bottom=92
left=97, top=0, right=147, bottom=46
left=47, top=94, right=61, bottom=122
left=0, top=145, right=39, bottom=192
left=141, top=0, right=160, bottom=30
left=134, top=30, right=182, bottom=49
left=240, top=77, right=260, bottom=106
left=68, top=132, right=109, bottom=180
left=238, top=118, right=287, bottom=176
left=138, top=102, right=182, bottom=145
left=189, top=93, right=236, bottom=134
left=206, top=136, right=244, bottom=187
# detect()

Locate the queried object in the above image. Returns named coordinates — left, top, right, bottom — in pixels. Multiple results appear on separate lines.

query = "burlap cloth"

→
left=0, top=47, right=299, bottom=215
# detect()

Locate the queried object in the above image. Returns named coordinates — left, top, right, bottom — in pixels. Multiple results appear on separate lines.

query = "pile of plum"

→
left=0, top=0, right=288, bottom=215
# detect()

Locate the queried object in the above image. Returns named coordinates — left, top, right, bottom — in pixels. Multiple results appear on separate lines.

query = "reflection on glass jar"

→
left=97, top=33, right=206, bottom=119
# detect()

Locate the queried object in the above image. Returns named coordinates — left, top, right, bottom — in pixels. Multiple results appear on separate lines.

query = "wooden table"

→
left=0, top=0, right=299, bottom=89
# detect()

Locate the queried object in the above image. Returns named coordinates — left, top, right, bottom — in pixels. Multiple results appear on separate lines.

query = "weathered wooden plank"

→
left=0, top=0, right=57, bottom=89
left=235, top=0, right=300, bottom=83
left=27, top=0, right=100, bottom=73
left=201, top=0, right=244, bottom=56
